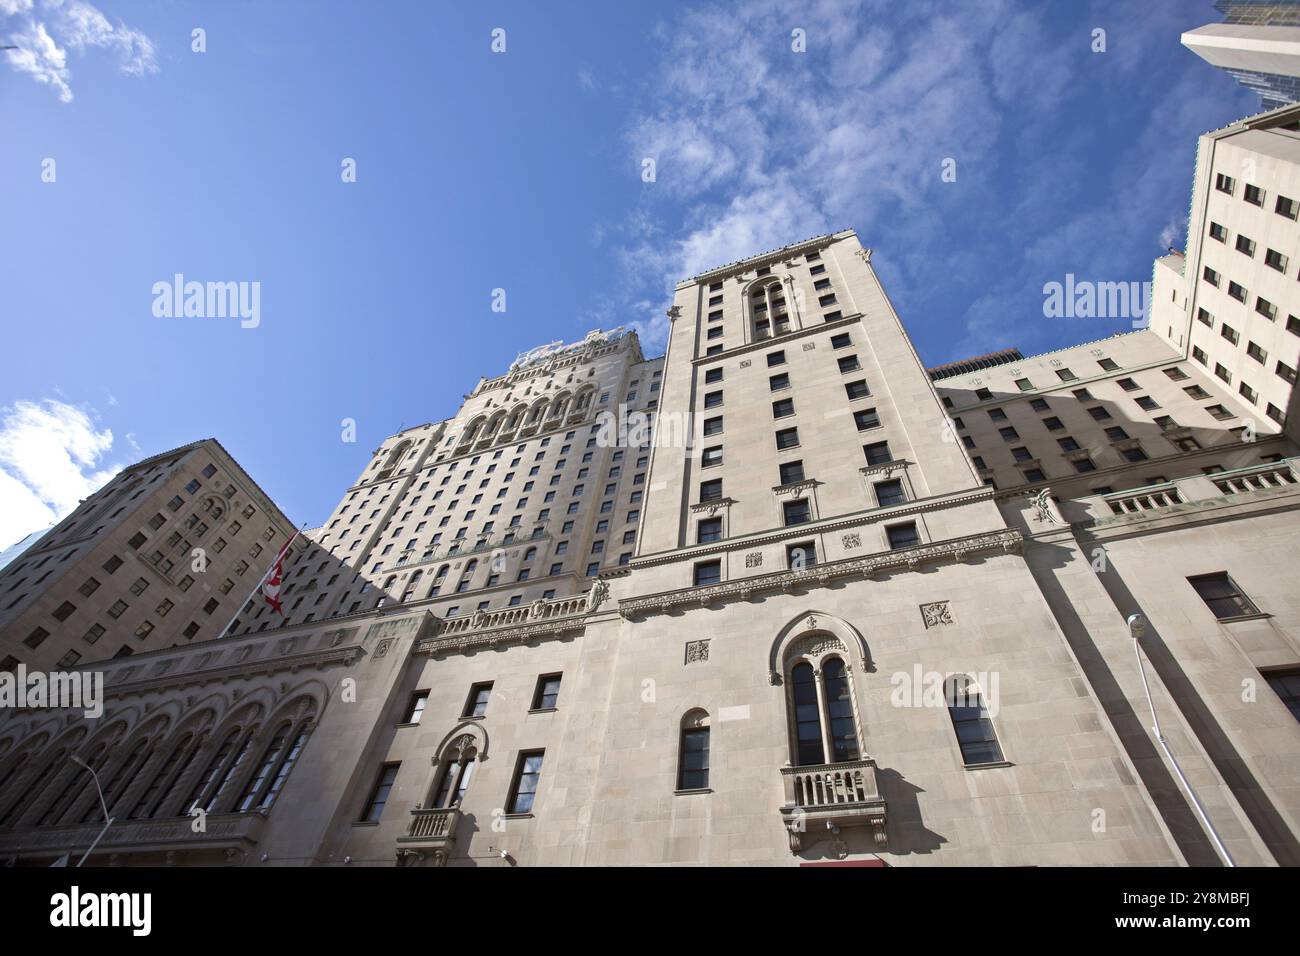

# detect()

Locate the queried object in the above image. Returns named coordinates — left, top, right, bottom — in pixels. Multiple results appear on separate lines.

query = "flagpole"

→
left=214, top=526, right=302, bottom=640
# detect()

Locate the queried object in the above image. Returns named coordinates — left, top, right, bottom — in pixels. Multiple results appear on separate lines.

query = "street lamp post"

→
left=69, top=755, right=114, bottom=868
left=1127, top=612, right=1234, bottom=867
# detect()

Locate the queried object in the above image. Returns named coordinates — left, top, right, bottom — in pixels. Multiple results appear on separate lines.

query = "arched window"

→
left=184, top=729, right=241, bottom=814
left=38, top=743, right=106, bottom=826
left=204, top=730, right=257, bottom=812
left=402, top=570, right=423, bottom=602
left=677, top=710, right=711, bottom=790
left=822, top=658, right=861, bottom=763
left=235, top=725, right=290, bottom=812
left=256, top=726, right=310, bottom=811
left=78, top=738, right=151, bottom=822
left=945, top=675, right=1004, bottom=766
left=129, top=733, right=193, bottom=819
left=0, top=746, right=67, bottom=826
left=791, top=663, right=825, bottom=766
left=749, top=279, right=789, bottom=341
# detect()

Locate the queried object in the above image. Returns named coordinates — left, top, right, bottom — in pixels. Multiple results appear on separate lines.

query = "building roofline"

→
left=675, top=229, right=856, bottom=288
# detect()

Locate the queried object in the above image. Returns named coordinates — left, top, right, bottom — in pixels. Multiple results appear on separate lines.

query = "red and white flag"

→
left=261, top=533, right=298, bottom=616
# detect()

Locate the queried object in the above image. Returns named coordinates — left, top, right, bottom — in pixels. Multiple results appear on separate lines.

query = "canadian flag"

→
left=261, top=533, right=298, bottom=616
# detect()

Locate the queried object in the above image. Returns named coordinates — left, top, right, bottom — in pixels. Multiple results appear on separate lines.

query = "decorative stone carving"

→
left=842, top=532, right=862, bottom=549
left=739, top=359, right=752, bottom=368
left=745, top=552, right=763, bottom=568
left=685, top=640, right=710, bottom=664
left=856, top=247, right=872, bottom=263
left=666, top=306, right=682, bottom=322
left=785, top=635, right=844, bottom=662
left=587, top=578, right=609, bottom=612
left=920, top=601, right=954, bottom=628
left=802, top=342, right=816, bottom=351
left=529, top=598, right=546, bottom=620
left=372, top=638, right=394, bottom=660
left=471, top=609, right=488, bottom=628
left=1028, top=487, right=1059, bottom=525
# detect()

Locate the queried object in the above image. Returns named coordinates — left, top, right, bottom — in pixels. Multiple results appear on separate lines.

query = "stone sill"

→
left=527, top=707, right=558, bottom=715
left=674, top=788, right=713, bottom=796
left=962, top=760, right=1014, bottom=771
left=1215, top=612, right=1271, bottom=624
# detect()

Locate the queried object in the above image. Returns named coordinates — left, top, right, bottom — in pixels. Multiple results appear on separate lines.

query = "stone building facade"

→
left=3, top=106, right=1300, bottom=868
left=0, top=439, right=297, bottom=674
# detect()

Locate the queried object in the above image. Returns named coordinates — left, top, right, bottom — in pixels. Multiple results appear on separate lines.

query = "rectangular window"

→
left=772, top=397, right=795, bottom=418
left=854, top=408, right=880, bottom=430
left=767, top=350, right=786, bottom=366
left=693, top=560, right=722, bottom=586
left=507, top=751, right=545, bottom=814
left=697, top=517, right=722, bottom=544
left=782, top=499, right=811, bottom=526
left=886, top=522, right=920, bottom=550
left=678, top=727, right=710, bottom=790
left=874, top=479, right=905, bottom=507
left=532, top=675, right=562, bottom=711
left=402, top=691, right=429, bottom=724
left=769, top=373, right=790, bottom=391
left=863, top=441, right=891, bottom=466
left=463, top=682, right=493, bottom=718
left=699, top=478, right=723, bottom=502
left=844, top=379, right=870, bottom=400
left=787, top=541, right=817, bottom=569
left=775, top=427, right=800, bottom=450
left=360, top=763, right=400, bottom=823
left=703, top=416, right=723, bottom=436
left=1188, top=572, right=1258, bottom=620
left=779, top=460, right=805, bottom=485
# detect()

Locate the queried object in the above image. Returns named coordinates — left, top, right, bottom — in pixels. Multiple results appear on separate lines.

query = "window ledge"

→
left=528, top=707, right=558, bottom=715
left=674, top=787, right=713, bottom=796
left=1215, top=612, right=1271, bottom=624
left=502, top=812, right=534, bottom=820
left=962, top=760, right=1014, bottom=771
left=352, top=820, right=381, bottom=827
left=395, top=722, right=421, bottom=729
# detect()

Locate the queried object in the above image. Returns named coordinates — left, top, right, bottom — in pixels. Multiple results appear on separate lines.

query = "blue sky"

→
left=0, top=0, right=1258, bottom=546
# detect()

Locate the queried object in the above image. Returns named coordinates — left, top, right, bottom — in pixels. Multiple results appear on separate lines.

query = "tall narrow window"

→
left=463, top=682, right=493, bottom=718
left=204, top=731, right=256, bottom=813
left=258, top=727, right=310, bottom=811
left=361, top=762, right=400, bottom=822
left=236, top=726, right=289, bottom=812
left=532, top=674, right=562, bottom=710
left=84, top=739, right=150, bottom=821
left=186, top=735, right=243, bottom=811
left=433, top=753, right=476, bottom=808
left=791, top=663, right=825, bottom=766
left=508, top=751, right=545, bottom=814
left=945, top=676, right=1004, bottom=766
left=677, top=712, right=711, bottom=790
left=822, top=658, right=860, bottom=762
left=130, top=734, right=192, bottom=818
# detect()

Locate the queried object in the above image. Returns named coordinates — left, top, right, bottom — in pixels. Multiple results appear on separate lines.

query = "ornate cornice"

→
left=690, top=496, right=736, bottom=515
left=102, top=645, right=366, bottom=699
left=772, top=478, right=822, bottom=497
left=859, top=459, right=912, bottom=480
left=413, top=616, right=588, bottom=656
left=618, top=528, right=1023, bottom=619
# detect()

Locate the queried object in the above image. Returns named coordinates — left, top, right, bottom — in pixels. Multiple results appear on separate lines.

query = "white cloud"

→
left=2, top=0, right=158, bottom=103
left=610, top=0, right=1240, bottom=360
left=0, top=399, right=120, bottom=548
